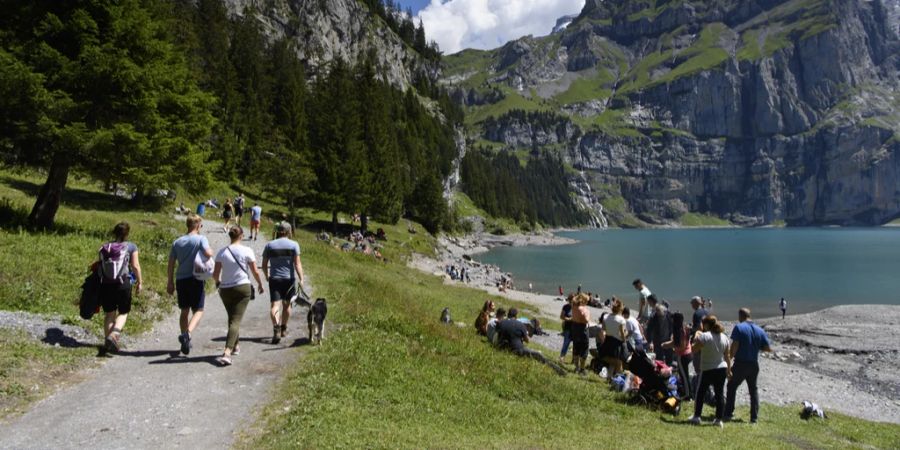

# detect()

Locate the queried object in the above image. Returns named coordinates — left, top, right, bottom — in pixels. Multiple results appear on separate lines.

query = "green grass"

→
left=465, top=86, right=548, bottom=126
left=679, top=212, right=732, bottom=227
left=0, top=329, right=98, bottom=416
left=240, top=226, right=900, bottom=449
left=552, top=69, right=615, bottom=105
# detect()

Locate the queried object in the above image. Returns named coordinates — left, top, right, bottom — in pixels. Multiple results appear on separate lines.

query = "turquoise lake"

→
left=478, top=228, right=900, bottom=320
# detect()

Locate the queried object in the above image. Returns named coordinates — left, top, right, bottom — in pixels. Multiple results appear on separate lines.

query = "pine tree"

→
left=0, top=0, right=215, bottom=228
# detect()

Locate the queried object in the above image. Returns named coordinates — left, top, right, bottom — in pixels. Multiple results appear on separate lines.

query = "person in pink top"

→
left=662, top=312, right=694, bottom=399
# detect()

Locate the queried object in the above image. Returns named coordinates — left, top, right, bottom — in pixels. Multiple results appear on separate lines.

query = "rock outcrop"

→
left=446, top=0, right=900, bottom=226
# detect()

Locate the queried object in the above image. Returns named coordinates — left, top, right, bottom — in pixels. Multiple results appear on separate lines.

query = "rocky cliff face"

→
left=445, top=0, right=900, bottom=226
left=223, top=0, right=437, bottom=88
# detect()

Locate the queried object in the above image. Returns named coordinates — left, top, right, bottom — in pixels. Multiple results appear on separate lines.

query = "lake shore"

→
left=409, top=234, right=900, bottom=424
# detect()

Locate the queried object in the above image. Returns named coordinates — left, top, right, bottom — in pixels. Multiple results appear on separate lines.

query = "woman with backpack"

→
left=95, top=222, right=143, bottom=354
left=662, top=312, right=693, bottom=400
left=212, top=226, right=264, bottom=366
left=688, top=315, right=732, bottom=427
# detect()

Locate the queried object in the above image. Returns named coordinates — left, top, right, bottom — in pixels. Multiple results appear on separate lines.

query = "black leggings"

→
left=694, top=367, right=727, bottom=421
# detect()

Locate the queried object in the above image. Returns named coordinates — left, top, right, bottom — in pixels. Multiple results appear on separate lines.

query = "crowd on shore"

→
left=475, top=279, right=774, bottom=427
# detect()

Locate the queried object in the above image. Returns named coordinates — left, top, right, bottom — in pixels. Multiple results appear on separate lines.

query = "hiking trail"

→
left=0, top=221, right=313, bottom=449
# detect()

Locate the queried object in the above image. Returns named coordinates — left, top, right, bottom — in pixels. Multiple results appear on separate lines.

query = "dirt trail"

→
left=0, top=221, right=312, bottom=449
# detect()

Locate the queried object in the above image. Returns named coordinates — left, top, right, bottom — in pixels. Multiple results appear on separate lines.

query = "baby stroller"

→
left=627, top=350, right=681, bottom=415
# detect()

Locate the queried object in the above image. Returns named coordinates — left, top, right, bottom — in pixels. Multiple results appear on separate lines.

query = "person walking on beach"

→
left=234, top=193, right=245, bottom=227
left=724, top=308, right=772, bottom=423
left=558, top=295, right=574, bottom=364
left=167, top=214, right=213, bottom=355
left=558, top=285, right=564, bottom=296
left=95, top=222, right=143, bottom=354
left=569, top=294, right=591, bottom=375
left=633, top=279, right=653, bottom=325
left=212, top=227, right=264, bottom=366
left=249, top=203, right=262, bottom=241
left=779, top=298, right=787, bottom=319
left=262, top=222, right=304, bottom=344
left=689, top=315, right=732, bottom=428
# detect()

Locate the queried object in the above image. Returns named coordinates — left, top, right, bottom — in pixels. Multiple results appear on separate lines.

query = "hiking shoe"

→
left=280, top=324, right=288, bottom=338
left=216, top=355, right=232, bottom=366
left=687, top=416, right=701, bottom=426
left=104, top=336, right=117, bottom=354
left=272, top=327, right=281, bottom=345
left=179, top=333, right=191, bottom=355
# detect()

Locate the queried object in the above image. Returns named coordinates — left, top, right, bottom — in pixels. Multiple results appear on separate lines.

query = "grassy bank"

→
left=240, top=228, right=900, bottom=449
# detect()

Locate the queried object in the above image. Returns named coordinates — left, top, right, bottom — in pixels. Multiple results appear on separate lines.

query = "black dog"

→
left=307, top=298, right=327, bottom=345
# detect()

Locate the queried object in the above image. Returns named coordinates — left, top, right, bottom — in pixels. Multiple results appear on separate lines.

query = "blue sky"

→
left=398, top=0, right=431, bottom=14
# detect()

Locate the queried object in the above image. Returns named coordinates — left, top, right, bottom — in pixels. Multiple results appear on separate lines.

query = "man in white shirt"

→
left=632, top=278, right=653, bottom=325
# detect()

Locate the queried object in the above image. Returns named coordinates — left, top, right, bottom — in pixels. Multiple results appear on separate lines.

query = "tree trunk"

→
left=27, top=155, right=71, bottom=229
left=361, top=213, right=369, bottom=233
left=331, top=210, right=338, bottom=235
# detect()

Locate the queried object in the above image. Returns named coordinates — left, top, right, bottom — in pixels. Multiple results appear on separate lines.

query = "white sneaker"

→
left=687, top=416, right=701, bottom=425
left=713, top=419, right=724, bottom=429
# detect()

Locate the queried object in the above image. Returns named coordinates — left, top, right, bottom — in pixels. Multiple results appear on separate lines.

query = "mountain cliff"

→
left=445, top=0, right=900, bottom=226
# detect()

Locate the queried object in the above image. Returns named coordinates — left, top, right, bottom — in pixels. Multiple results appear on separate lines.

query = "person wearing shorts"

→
left=96, top=222, right=143, bottom=354
left=167, top=214, right=213, bottom=355
left=262, top=222, right=304, bottom=344
left=570, top=293, right=591, bottom=376
left=249, top=203, right=262, bottom=241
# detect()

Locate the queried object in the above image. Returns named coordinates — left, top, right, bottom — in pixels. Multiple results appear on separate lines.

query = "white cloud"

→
left=417, top=0, right=586, bottom=54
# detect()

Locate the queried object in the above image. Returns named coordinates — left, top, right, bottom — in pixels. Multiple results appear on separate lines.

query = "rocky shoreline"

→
left=409, top=233, right=900, bottom=424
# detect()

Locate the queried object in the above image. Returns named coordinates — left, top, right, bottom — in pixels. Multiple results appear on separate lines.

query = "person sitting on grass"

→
left=496, top=308, right=567, bottom=376
left=486, top=308, right=506, bottom=345
left=475, top=300, right=495, bottom=336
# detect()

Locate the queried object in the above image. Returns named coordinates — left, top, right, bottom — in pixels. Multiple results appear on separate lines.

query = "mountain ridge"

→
left=445, top=0, right=900, bottom=227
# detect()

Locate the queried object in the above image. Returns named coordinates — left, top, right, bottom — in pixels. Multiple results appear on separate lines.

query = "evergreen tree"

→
left=0, top=0, right=215, bottom=228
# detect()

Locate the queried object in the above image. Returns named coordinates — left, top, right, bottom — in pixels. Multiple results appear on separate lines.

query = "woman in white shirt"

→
left=689, top=315, right=732, bottom=427
left=212, top=227, right=264, bottom=366
left=599, top=297, right=628, bottom=380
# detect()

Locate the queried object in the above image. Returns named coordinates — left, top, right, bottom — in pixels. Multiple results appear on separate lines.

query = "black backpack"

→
left=79, top=272, right=101, bottom=320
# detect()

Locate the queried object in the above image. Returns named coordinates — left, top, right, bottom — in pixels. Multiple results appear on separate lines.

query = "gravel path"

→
left=0, top=221, right=314, bottom=449
left=0, top=310, right=99, bottom=347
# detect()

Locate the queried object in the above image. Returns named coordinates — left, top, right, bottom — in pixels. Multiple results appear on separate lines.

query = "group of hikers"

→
left=477, top=278, right=774, bottom=427
left=92, top=209, right=305, bottom=367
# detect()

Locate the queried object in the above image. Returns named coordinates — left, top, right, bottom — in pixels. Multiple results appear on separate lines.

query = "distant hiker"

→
left=249, top=203, right=262, bottom=241
left=486, top=307, right=506, bottom=345
left=623, top=307, right=645, bottom=353
left=570, top=293, right=591, bottom=376
left=95, top=222, right=143, bottom=354
left=577, top=284, right=582, bottom=295
left=528, top=282, right=533, bottom=292
left=222, top=198, right=235, bottom=232
left=599, top=297, right=627, bottom=381
left=234, top=193, right=245, bottom=226
left=632, top=279, right=653, bottom=325
left=496, top=308, right=566, bottom=376
left=558, top=285, right=564, bottom=296
left=558, top=295, right=574, bottom=364
left=167, top=214, right=213, bottom=355
left=475, top=300, right=495, bottom=336
left=725, top=308, right=772, bottom=424
left=779, top=298, right=787, bottom=319
left=662, top=312, right=694, bottom=399
left=212, top=226, right=264, bottom=366
left=689, top=315, right=732, bottom=428
left=262, top=222, right=304, bottom=344
left=196, top=202, right=205, bottom=217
